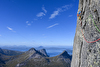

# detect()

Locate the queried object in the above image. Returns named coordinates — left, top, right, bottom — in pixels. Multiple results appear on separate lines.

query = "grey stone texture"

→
left=71, top=0, right=100, bottom=67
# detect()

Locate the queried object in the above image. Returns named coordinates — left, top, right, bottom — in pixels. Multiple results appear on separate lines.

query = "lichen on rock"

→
left=71, top=0, right=100, bottom=67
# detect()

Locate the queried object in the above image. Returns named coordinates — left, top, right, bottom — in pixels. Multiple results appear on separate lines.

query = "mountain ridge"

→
left=5, top=48, right=71, bottom=67
left=0, top=48, right=23, bottom=67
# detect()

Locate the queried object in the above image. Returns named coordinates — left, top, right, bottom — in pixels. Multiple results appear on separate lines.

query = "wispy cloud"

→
left=26, top=21, right=31, bottom=27
left=62, top=5, right=72, bottom=11
left=42, top=6, right=47, bottom=13
left=7, top=26, right=16, bottom=32
left=7, top=27, right=13, bottom=31
left=36, top=6, right=47, bottom=18
left=49, top=10, right=60, bottom=19
left=26, top=21, right=29, bottom=23
left=0, top=35, right=1, bottom=36
left=68, top=15, right=73, bottom=17
left=47, top=23, right=59, bottom=29
left=36, top=12, right=45, bottom=17
left=49, top=4, right=72, bottom=19
left=27, top=23, right=31, bottom=26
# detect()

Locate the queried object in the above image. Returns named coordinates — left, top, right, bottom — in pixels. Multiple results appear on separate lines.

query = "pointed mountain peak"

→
left=28, top=48, right=36, bottom=52
left=60, top=50, right=68, bottom=56
left=58, top=50, right=71, bottom=60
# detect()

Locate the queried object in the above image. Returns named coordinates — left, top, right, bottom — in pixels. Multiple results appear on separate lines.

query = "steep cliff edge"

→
left=71, top=0, right=100, bottom=67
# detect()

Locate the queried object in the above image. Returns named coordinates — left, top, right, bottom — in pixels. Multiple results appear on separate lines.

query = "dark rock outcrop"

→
left=0, top=53, right=6, bottom=67
left=71, top=0, right=100, bottom=67
left=38, top=49, right=49, bottom=57
left=0, top=48, right=4, bottom=54
left=58, top=50, right=72, bottom=60
left=28, top=48, right=48, bottom=58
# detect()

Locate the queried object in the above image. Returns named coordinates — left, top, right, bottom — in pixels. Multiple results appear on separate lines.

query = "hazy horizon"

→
left=0, top=45, right=73, bottom=57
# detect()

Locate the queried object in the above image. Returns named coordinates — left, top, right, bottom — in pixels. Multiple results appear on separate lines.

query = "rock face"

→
left=71, top=0, right=100, bottom=67
left=38, top=49, right=49, bottom=57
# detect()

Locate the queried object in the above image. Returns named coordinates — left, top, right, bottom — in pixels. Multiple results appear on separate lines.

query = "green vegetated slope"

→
left=6, top=48, right=71, bottom=67
left=20, top=56, right=70, bottom=67
left=6, top=50, right=36, bottom=67
left=0, top=53, right=12, bottom=67
left=2, top=49, right=23, bottom=56
left=0, top=48, right=23, bottom=67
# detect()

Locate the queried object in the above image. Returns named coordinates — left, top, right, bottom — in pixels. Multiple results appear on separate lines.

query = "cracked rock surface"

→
left=71, top=0, right=100, bottom=67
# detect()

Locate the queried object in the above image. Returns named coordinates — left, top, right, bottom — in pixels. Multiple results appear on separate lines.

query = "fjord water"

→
left=42, top=47, right=73, bottom=57
left=1, top=46, right=72, bottom=57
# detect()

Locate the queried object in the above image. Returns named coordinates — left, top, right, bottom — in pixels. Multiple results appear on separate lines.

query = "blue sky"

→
left=0, top=0, right=79, bottom=47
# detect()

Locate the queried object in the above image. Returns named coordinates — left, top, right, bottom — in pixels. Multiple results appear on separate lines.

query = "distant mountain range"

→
left=0, top=46, right=73, bottom=57
left=0, top=47, right=72, bottom=67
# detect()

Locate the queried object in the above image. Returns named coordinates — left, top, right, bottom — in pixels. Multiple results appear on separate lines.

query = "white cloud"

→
left=26, top=21, right=31, bottom=27
left=47, top=23, right=59, bottom=29
left=42, top=6, right=47, bottom=13
left=0, top=35, right=1, bottom=36
left=49, top=4, right=72, bottom=19
left=26, top=21, right=29, bottom=23
left=27, top=24, right=31, bottom=26
left=36, top=12, right=45, bottom=17
left=62, top=5, right=72, bottom=11
left=36, top=6, right=47, bottom=18
left=69, top=15, right=73, bottom=17
left=49, top=10, right=60, bottom=19
left=7, top=26, right=16, bottom=32
left=7, top=27, right=13, bottom=31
